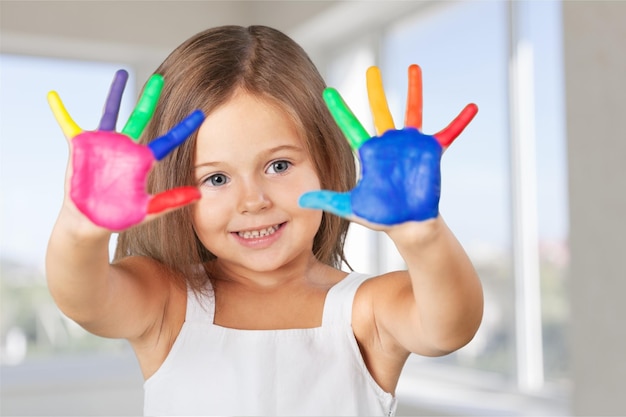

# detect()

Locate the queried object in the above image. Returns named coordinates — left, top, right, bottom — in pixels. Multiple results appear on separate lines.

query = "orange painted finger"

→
left=405, top=64, right=423, bottom=130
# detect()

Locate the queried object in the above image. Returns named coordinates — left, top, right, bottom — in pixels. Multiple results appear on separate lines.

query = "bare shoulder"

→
left=353, top=270, right=415, bottom=350
left=116, top=256, right=187, bottom=379
left=71, top=256, right=178, bottom=338
left=352, top=271, right=413, bottom=348
left=111, top=255, right=187, bottom=322
left=353, top=270, right=412, bottom=318
left=351, top=270, right=412, bottom=393
left=357, top=270, right=411, bottom=292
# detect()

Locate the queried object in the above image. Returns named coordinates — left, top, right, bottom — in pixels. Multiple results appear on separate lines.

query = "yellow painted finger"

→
left=47, top=91, right=83, bottom=139
left=366, top=66, right=395, bottom=135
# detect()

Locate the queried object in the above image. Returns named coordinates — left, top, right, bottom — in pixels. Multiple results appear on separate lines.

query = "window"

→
left=322, top=0, right=569, bottom=402
left=381, top=0, right=515, bottom=378
left=0, top=55, right=136, bottom=364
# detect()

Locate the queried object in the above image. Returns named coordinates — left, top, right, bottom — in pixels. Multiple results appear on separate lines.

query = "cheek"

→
left=191, top=194, right=228, bottom=241
left=191, top=210, right=225, bottom=257
left=296, top=164, right=322, bottom=194
left=307, top=209, right=324, bottom=231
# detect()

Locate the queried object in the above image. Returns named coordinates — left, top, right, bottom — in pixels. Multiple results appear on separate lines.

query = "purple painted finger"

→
left=98, top=69, right=129, bottom=131
left=148, top=110, right=205, bottom=160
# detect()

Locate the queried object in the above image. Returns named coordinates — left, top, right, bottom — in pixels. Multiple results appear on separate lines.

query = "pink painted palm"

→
left=48, top=70, right=205, bottom=230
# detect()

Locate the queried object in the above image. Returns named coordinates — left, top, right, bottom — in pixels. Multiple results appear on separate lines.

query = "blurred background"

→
left=1, top=1, right=624, bottom=415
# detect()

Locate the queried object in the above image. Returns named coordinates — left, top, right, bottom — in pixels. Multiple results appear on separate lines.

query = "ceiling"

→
left=0, top=1, right=436, bottom=80
left=0, top=1, right=341, bottom=78
left=0, top=1, right=435, bottom=53
left=0, top=1, right=338, bottom=51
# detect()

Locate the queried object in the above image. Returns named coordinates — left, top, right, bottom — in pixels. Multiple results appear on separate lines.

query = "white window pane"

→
left=381, top=1, right=516, bottom=376
left=0, top=54, right=136, bottom=362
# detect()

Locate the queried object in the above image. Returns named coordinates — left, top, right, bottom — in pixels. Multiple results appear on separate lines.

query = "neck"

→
left=209, top=252, right=333, bottom=292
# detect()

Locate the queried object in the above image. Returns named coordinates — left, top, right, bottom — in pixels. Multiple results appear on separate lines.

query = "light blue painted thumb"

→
left=298, top=191, right=353, bottom=218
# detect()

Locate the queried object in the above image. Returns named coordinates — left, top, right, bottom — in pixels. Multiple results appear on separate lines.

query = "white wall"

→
left=562, top=1, right=626, bottom=415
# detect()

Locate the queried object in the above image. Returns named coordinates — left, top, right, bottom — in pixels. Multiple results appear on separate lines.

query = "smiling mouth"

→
left=236, top=224, right=282, bottom=239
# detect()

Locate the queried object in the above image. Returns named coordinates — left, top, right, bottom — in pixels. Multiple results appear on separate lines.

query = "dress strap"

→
left=322, top=272, right=372, bottom=327
left=185, top=280, right=215, bottom=323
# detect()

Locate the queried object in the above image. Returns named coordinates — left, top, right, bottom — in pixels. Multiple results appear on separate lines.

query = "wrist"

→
left=385, top=215, right=445, bottom=248
left=58, top=198, right=112, bottom=243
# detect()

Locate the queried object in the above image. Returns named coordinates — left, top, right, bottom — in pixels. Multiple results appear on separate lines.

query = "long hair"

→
left=114, top=25, right=356, bottom=294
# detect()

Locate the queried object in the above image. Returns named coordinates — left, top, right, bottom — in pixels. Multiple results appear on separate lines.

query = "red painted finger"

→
left=147, top=187, right=201, bottom=214
left=433, top=103, right=478, bottom=148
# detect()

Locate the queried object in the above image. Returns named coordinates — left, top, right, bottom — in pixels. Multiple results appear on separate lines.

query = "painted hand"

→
left=300, top=65, right=477, bottom=226
left=48, top=70, right=205, bottom=230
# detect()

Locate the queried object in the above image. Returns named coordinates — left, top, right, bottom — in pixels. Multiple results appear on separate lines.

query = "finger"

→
left=122, top=74, right=164, bottom=141
left=47, top=91, right=83, bottom=139
left=405, top=64, right=423, bottom=130
left=147, top=186, right=201, bottom=215
left=299, top=190, right=353, bottom=218
left=323, top=88, right=370, bottom=151
left=433, top=103, right=478, bottom=148
left=148, top=110, right=205, bottom=161
left=366, top=66, right=395, bottom=135
left=99, top=69, right=129, bottom=131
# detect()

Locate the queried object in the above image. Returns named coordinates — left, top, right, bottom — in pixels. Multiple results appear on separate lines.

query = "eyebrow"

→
left=194, top=144, right=306, bottom=170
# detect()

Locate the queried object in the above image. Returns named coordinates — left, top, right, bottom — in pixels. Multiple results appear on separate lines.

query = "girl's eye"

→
left=267, top=160, right=291, bottom=174
left=204, top=173, right=230, bottom=187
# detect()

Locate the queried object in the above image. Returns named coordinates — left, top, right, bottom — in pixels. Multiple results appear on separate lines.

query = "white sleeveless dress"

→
left=143, top=271, right=397, bottom=416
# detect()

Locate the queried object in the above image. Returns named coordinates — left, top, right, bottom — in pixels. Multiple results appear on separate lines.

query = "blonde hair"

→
left=114, top=25, right=356, bottom=293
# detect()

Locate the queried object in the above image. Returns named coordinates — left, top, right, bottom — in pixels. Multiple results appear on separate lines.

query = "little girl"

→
left=46, top=25, right=483, bottom=416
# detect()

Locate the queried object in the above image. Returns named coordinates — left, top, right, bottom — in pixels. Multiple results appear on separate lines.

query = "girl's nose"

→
left=238, top=179, right=271, bottom=214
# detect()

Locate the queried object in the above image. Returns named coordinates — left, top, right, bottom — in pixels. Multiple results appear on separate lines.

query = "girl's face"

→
left=192, top=91, right=323, bottom=276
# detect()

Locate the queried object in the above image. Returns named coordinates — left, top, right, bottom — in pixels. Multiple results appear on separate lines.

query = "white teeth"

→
left=237, top=225, right=279, bottom=239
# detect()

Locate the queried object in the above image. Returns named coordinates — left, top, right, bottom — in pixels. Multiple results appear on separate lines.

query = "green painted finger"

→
left=323, top=88, right=370, bottom=150
left=122, top=74, right=164, bottom=141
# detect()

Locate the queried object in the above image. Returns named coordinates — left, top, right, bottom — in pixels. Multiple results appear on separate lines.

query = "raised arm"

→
left=46, top=70, right=204, bottom=340
left=300, top=65, right=483, bottom=357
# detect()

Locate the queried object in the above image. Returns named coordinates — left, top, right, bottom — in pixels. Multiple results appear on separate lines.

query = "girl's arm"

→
left=46, top=208, right=176, bottom=340
left=45, top=70, right=203, bottom=341
left=300, top=64, right=483, bottom=356
left=367, top=217, right=483, bottom=356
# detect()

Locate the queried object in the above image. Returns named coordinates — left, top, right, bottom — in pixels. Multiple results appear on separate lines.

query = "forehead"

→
left=195, top=91, right=307, bottom=158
